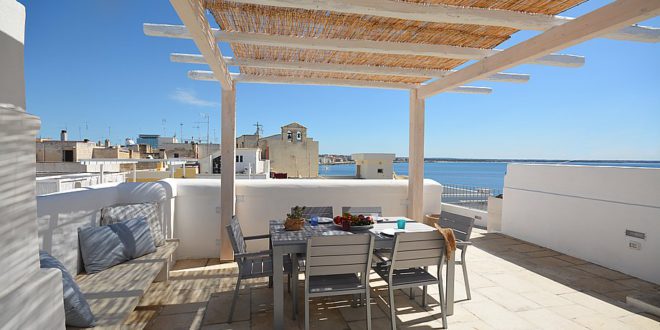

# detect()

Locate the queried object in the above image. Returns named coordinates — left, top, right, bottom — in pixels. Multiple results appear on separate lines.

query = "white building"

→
left=199, top=148, right=270, bottom=179
left=352, top=153, right=396, bottom=179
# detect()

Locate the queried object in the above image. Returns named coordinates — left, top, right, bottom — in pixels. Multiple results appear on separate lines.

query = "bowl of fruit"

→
left=333, top=213, right=375, bottom=231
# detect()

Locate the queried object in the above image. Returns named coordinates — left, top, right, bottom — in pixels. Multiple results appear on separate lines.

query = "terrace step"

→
left=627, top=293, right=660, bottom=317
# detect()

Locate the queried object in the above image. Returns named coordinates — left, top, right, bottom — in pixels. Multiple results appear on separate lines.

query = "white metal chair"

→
left=438, top=212, right=475, bottom=300
left=293, top=206, right=334, bottom=219
left=304, top=234, right=375, bottom=330
left=225, top=216, right=293, bottom=323
left=373, top=231, right=447, bottom=330
left=341, top=206, right=382, bottom=216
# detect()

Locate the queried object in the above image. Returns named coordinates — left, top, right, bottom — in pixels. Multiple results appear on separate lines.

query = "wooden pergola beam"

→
left=171, top=53, right=530, bottom=83
left=144, top=24, right=585, bottom=67
left=418, top=0, right=660, bottom=99
left=168, top=0, right=232, bottom=90
left=188, top=70, right=493, bottom=94
left=226, top=0, right=659, bottom=43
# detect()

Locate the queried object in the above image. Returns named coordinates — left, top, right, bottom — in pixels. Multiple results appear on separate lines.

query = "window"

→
left=377, top=169, right=384, bottom=174
left=296, top=132, right=302, bottom=140
left=236, top=155, right=244, bottom=163
left=240, top=156, right=244, bottom=162
left=173, top=153, right=179, bottom=158
left=62, top=150, right=74, bottom=162
left=236, top=155, right=239, bottom=162
left=286, top=130, right=292, bottom=140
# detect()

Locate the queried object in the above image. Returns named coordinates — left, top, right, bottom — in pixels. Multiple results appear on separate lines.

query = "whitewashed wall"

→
left=502, top=164, right=660, bottom=284
left=0, top=1, right=65, bottom=327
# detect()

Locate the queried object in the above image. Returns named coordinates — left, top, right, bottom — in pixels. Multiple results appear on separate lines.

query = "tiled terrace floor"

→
left=127, top=229, right=660, bottom=329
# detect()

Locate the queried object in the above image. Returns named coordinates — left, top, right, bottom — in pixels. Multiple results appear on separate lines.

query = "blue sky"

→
left=20, top=0, right=660, bottom=160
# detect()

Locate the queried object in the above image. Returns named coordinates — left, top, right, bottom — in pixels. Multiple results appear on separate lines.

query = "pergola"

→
left=144, top=0, right=659, bottom=265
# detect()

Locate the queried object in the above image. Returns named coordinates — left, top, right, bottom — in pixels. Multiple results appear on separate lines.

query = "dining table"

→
left=269, top=217, right=456, bottom=330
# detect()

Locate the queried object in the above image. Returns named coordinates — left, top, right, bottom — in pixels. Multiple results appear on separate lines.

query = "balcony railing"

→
left=441, top=184, right=501, bottom=211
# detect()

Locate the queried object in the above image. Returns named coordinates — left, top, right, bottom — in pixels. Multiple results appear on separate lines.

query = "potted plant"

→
left=285, top=206, right=306, bottom=231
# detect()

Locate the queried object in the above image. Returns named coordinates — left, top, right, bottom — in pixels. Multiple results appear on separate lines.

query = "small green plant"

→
left=287, top=206, right=306, bottom=220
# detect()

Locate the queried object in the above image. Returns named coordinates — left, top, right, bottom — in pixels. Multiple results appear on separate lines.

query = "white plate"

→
left=380, top=228, right=405, bottom=236
left=332, top=223, right=374, bottom=231
left=306, top=217, right=334, bottom=224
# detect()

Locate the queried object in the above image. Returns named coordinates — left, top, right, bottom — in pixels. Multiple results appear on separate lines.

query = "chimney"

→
left=60, top=130, right=68, bottom=141
left=104, top=139, right=110, bottom=147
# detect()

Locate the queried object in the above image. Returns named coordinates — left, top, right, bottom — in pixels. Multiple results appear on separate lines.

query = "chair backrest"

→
left=390, top=231, right=446, bottom=271
left=439, top=212, right=475, bottom=242
left=226, top=216, right=247, bottom=257
left=341, top=206, right=382, bottom=216
left=306, top=234, right=374, bottom=277
left=294, top=206, right=334, bottom=219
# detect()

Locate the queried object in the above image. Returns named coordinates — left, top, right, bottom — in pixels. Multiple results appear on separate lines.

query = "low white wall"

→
left=502, top=164, right=660, bottom=284
left=441, top=203, right=488, bottom=228
left=36, top=179, right=443, bottom=264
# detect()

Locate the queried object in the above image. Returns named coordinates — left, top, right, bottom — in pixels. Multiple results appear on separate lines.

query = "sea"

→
left=318, top=161, right=660, bottom=191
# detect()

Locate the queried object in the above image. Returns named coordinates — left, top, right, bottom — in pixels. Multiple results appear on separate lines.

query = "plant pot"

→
left=284, top=218, right=305, bottom=231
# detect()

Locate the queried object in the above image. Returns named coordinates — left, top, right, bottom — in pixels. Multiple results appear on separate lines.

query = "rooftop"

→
left=128, top=228, right=659, bottom=329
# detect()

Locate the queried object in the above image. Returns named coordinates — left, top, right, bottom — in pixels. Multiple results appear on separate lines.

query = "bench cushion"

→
left=40, top=250, right=96, bottom=328
left=73, top=240, right=178, bottom=329
left=101, top=202, right=166, bottom=246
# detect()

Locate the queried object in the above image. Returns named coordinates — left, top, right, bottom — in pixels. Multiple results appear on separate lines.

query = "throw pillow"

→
left=101, top=202, right=165, bottom=246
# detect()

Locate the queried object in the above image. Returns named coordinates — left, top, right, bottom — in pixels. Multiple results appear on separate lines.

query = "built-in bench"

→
left=70, top=239, right=179, bottom=329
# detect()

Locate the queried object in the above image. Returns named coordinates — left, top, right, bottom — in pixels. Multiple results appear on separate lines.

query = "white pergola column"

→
left=408, top=89, right=425, bottom=222
left=220, top=86, right=236, bottom=261
left=132, top=163, right=137, bottom=182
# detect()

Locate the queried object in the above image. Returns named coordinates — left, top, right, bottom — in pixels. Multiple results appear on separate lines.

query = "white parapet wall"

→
left=502, top=164, right=660, bottom=284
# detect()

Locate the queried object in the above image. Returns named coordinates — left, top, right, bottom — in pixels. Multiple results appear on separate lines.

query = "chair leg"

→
left=437, top=281, right=447, bottom=329
left=304, top=294, right=310, bottom=330
left=462, top=260, right=471, bottom=300
left=422, top=285, right=427, bottom=307
left=292, top=273, right=298, bottom=319
left=389, top=287, right=397, bottom=330
left=365, top=289, right=372, bottom=330
left=228, top=277, right=241, bottom=323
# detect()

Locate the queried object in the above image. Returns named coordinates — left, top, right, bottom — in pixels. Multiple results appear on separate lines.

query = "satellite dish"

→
left=125, top=138, right=136, bottom=146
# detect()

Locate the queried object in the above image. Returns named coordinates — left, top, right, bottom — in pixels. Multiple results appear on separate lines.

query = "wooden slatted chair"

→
left=439, top=212, right=475, bottom=300
left=373, top=231, right=447, bottom=330
left=341, top=206, right=382, bottom=216
left=293, top=206, right=334, bottom=219
left=304, top=234, right=375, bottom=330
left=225, top=216, right=293, bottom=323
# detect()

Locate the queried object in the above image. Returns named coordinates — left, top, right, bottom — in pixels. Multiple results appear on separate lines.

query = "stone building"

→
left=237, top=122, right=319, bottom=178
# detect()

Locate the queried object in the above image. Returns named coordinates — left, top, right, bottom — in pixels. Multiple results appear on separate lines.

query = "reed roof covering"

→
left=205, top=0, right=585, bottom=84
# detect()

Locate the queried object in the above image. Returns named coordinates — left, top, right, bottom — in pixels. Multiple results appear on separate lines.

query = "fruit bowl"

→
left=332, top=213, right=375, bottom=231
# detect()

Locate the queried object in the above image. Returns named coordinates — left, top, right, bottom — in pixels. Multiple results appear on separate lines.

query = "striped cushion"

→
left=101, top=203, right=165, bottom=246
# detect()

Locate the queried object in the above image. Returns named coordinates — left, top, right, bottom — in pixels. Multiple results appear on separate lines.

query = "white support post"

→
left=132, top=163, right=137, bottom=182
left=220, top=86, right=236, bottom=261
left=99, top=164, right=105, bottom=184
left=170, top=162, right=175, bottom=178
left=407, top=89, right=425, bottom=222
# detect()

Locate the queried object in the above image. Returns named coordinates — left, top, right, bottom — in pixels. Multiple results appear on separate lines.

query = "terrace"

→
left=1, top=0, right=659, bottom=329
left=121, top=228, right=659, bottom=330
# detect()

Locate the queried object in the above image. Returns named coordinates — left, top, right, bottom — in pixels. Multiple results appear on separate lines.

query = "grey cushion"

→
left=101, top=202, right=165, bottom=246
left=79, top=225, right=129, bottom=274
left=79, top=218, right=157, bottom=273
left=40, top=250, right=96, bottom=327
left=116, top=218, right=157, bottom=258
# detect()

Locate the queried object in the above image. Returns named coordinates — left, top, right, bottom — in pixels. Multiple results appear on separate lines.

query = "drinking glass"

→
left=310, top=215, right=319, bottom=227
left=397, top=219, right=406, bottom=230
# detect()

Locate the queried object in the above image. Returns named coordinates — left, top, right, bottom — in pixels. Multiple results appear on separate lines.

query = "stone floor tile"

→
left=462, top=301, right=536, bottom=330
left=554, top=254, right=589, bottom=265
left=448, top=320, right=496, bottom=330
left=573, top=315, right=638, bottom=330
left=615, top=278, right=660, bottom=292
left=173, top=259, right=210, bottom=271
left=519, top=290, right=574, bottom=308
left=477, top=286, right=541, bottom=312
left=618, top=313, right=660, bottom=330
left=146, top=309, right=205, bottom=330
left=337, top=300, right=386, bottom=322
left=574, top=264, right=633, bottom=281
left=548, top=304, right=600, bottom=320
left=203, top=292, right=251, bottom=324
left=509, top=244, right=546, bottom=253
left=161, top=302, right=208, bottom=316
left=200, top=320, right=251, bottom=330
left=569, top=277, right=628, bottom=294
left=125, top=306, right=162, bottom=328
left=517, top=308, right=588, bottom=330
left=524, top=250, right=562, bottom=258
left=347, top=317, right=391, bottom=330
left=559, top=292, right=633, bottom=318
left=486, top=273, right=541, bottom=294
